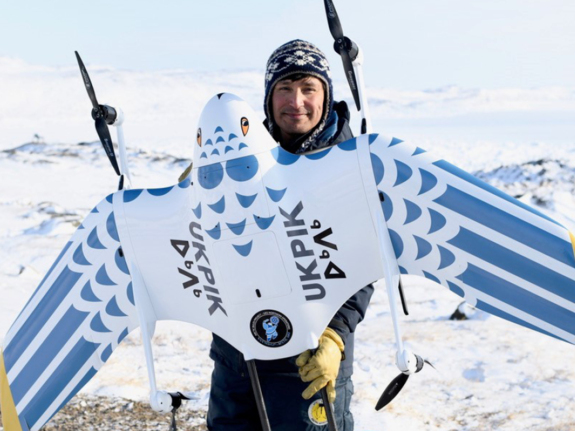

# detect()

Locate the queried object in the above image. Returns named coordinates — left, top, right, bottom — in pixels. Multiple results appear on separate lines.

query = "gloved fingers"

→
left=301, top=366, right=338, bottom=383
left=321, top=328, right=345, bottom=352
left=299, top=365, right=326, bottom=382
left=301, top=343, right=338, bottom=369
left=318, top=338, right=344, bottom=359
left=299, top=348, right=342, bottom=381
left=302, top=376, right=330, bottom=400
left=298, top=356, right=320, bottom=376
left=295, top=350, right=313, bottom=367
left=326, top=379, right=336, bottom=403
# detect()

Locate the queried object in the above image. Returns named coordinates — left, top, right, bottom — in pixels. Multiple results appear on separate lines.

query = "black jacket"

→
left=211, top=101, right=374, bottom=378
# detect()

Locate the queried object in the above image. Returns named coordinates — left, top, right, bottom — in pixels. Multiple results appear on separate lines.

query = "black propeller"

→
left=375, top=354, right=435, bottom=411
left=323, top=0, right=361, bottom=111
left=75, top=51, right=121, bottom=176
left=168, top=392, right=191, bottom=431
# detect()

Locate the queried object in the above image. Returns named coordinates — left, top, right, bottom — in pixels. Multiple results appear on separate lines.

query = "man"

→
left=205, top=39, right=374, bottom=431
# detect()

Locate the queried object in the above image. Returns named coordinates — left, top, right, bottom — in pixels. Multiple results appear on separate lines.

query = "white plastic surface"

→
left=115, top=94, right=386, bottom=361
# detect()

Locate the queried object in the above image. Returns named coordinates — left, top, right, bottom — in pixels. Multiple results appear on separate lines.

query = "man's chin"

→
left=285, top=128, right=312, bottom=139
left=280, top=121, right=313, bottom=135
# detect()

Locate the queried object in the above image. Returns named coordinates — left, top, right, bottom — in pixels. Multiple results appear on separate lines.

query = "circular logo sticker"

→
left=250, top=310, right=292, bottom=348
left=308, top=399, right=330, bottom=426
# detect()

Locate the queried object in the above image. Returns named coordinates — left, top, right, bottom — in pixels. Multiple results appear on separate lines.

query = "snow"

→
left=1, top=56, right=574, bottom=154
left=1, top=58, right=575, bottom=430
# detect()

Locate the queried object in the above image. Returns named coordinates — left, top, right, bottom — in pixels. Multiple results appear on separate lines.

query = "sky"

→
left=1, top=0, right=574, bottom=90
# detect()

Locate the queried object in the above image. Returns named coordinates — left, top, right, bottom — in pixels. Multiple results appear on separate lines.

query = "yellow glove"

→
left=296, top=327, right=345, bottom=403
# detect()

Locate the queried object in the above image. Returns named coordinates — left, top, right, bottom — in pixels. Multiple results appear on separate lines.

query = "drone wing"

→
left=368, top=134, right=575, bottom=344
left=1, top=195, right=138, bottom=431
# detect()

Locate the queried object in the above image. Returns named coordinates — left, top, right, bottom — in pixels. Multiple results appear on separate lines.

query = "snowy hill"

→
left=1, top=56, right=574, bottom=155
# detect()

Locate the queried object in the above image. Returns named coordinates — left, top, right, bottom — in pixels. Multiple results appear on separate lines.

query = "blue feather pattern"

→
left=2, top=197, right=138, bottom=430
left=369, top=134, right=575, bottom=343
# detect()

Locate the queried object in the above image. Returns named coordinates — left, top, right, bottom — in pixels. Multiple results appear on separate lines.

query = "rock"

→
left=0, top=394, right=208, bottom=431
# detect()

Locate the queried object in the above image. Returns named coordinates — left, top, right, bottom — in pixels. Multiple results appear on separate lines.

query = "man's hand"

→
left=296, top=327, right=344, bottom=403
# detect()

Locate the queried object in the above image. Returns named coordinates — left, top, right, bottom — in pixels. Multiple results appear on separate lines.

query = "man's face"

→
left=271, top=76, right=325, bottom=143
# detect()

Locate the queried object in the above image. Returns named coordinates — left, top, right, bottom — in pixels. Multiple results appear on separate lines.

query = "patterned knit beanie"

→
left=264, top=40, right=334, bottom=146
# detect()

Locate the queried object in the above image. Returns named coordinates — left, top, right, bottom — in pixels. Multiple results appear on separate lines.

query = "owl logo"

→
left=250, top=310, right=292, bottom=348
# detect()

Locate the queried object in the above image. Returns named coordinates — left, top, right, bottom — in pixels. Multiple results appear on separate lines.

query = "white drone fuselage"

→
left=115, top=93, right=386, bottom=361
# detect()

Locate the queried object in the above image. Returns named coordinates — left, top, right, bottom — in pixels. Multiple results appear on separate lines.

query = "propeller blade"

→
left=76, top=52, right=121, bottom=177
left=323, top=0, right=362, bottom=111
left=168, top=392, right=191, bottom=431
left=375, top=373, right=409, bottom=411
left=398, top=278, right=409, bottom=315
left=340, top=47, right=361, bottom=110
left=169, top=391, right=191, bottom=404
left=323, top=0, right=345, bottom=41
left=75, top=51, right=100, bottom=112
left=95, top=116, right=121, bottom=175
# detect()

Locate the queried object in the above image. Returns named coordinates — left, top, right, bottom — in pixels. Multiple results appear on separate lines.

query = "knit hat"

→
left=264, top=39, right=334, bottom=149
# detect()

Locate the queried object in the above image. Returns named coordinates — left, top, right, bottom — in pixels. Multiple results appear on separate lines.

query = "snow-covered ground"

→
left=1, top=58, right=575, bottom=430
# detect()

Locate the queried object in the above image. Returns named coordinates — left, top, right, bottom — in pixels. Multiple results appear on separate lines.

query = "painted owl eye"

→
left=241, top=117, right=249, bottom=136
left=197, top=128, right=202, bottom=147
